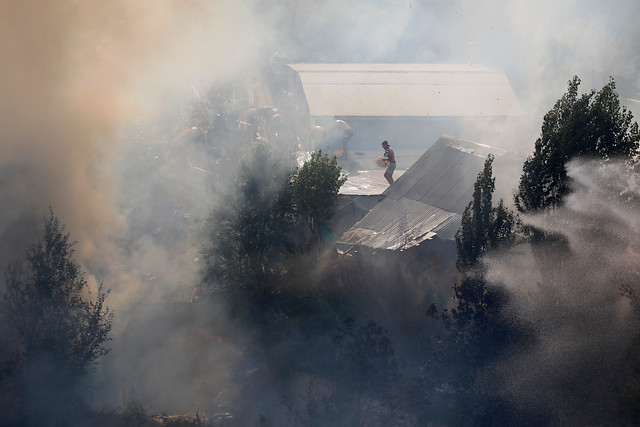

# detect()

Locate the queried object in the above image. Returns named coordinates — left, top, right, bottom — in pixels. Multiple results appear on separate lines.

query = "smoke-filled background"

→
left=0, top=0, right=270, bottom=416
left=485, top=160, right=640, bottom=424
left=2, top=0, right=640, bottom=421
left=0, top=0, right=264, bottom=261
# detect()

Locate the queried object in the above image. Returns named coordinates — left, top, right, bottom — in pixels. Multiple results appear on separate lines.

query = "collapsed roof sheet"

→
left=288, top=63, right=523, bottom=118
left=339, top=197, right=459, bottom=250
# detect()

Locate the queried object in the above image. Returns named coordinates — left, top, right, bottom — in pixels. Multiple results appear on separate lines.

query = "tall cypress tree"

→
left=456, top=154, right=515, bottom=272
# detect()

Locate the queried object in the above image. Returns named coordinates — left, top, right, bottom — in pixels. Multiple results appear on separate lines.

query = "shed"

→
left=286, top=63, right=523, bottom=151
left=336, top=135, right=511, bottom=251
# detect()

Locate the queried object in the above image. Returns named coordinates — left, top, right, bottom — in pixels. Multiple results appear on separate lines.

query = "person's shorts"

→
left=385, top=161, right=396, bottom=175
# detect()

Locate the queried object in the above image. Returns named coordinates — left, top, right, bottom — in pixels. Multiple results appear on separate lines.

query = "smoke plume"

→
left=3, top=0, right=640, bottom=420
left=485, top=159, right=640, bottom=423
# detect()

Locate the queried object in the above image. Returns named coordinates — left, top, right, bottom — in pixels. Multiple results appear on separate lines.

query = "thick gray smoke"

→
left=0, top=0, right=267, bottom=415
left=0, top=0, right=264, bottom=264
left=3, top=0, right=640, bottom=419
left=485, top=159, right=640, bottom=423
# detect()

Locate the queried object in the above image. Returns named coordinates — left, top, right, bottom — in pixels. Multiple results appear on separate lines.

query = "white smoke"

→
left=485, top=159, right=640, bottom=423
left=3, top=0, right=640, bottom=418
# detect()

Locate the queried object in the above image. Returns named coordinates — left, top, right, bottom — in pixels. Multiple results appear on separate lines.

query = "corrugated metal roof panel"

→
left=289, top=63, right=523, bottom=118
left=384, top=137, right=491, bottom=213
left=415, top=152, right=485, bottom=212
left=301, top=83, right=521, bottom=117
left=298, top=71, right=508, bottom=86
left=338, top=136, right=502, bottom=250
left=339, top=197, right=458, bottom=249
left=288, top=63, right=493, bottom=73
left=432, top=214, right=463, bottom=242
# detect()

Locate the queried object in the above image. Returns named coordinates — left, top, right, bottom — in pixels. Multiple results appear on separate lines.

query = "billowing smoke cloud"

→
left=3, top=0, right=640, bottom=419
left=0, top=0, right=265, bottom=263
left=485, top=159, right=640, bottom=423
left=0, top=0, right=269, bottom=415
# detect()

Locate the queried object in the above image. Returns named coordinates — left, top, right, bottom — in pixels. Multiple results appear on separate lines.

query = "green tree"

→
left=291, top=151, right=347, bottom=237
left=455, top=154, right=515, bottom=272
left=515, top=76, right=640, bottom=215
left=422, top=277, right=530, bottom=425
left=420, top=155, right=535, bottom=425
left=0, top=209, right=112, bottom=424
left=202, top=142, right=296, bottom=315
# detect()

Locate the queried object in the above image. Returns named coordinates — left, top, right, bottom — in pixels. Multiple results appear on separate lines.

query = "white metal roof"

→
left=288, top=63, right=523, bottom=118
left=288, top=63, right=494, bottom=72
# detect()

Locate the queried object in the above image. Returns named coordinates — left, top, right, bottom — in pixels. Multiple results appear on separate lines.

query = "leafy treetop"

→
left=291, top=150, right=347, bottom=236
left=2, top=208, right=112, bottom=379
left=515, top=76, right=640, bottom=214
left=203, top=142, right=295, bottom=288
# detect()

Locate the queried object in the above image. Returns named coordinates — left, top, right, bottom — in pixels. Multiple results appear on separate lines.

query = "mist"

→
left=485, top=159, right=640, bottom=423
left=0, top=0, right=269, bottom=417
left=2, top=0, right=640, bottom=422
left=0, top=0, right=266, bottom=260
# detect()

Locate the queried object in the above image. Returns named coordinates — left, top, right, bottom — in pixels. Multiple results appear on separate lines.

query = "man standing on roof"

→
left=381, top=140, right=396, bottom=184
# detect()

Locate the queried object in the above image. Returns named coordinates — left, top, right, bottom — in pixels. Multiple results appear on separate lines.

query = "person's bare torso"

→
left=386, top=147, right=395, bottom=163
